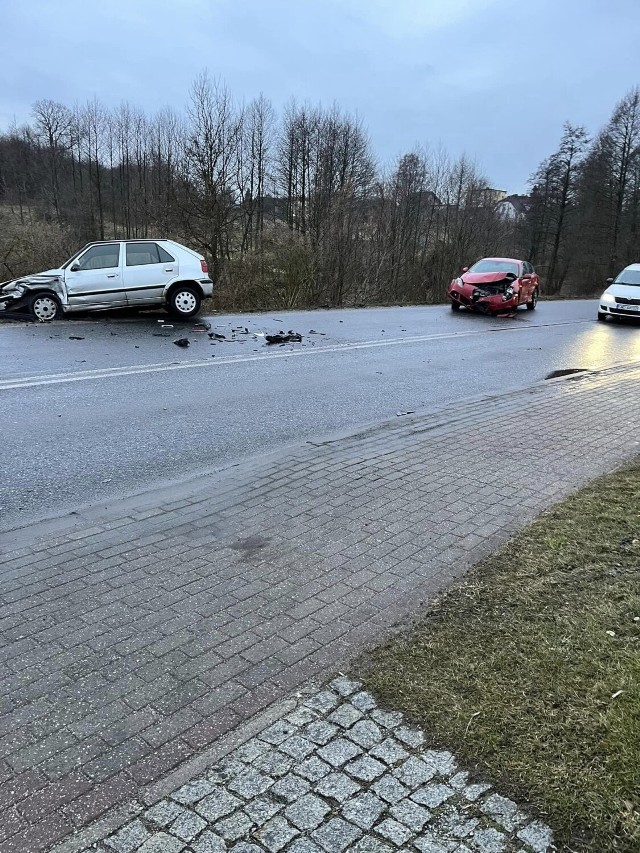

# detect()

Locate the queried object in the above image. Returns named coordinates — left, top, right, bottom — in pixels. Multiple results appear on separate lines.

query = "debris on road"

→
left=69, top=336, right=84, bottom=340
left=192, top=322, right=211, bottom=332
left=173, top=338, right=190, bottom=348
left=396, top=410, right=415, bottom=416
left=208, top=332, right=226, bottom=340
left=265, top=331, right=303, bottom=344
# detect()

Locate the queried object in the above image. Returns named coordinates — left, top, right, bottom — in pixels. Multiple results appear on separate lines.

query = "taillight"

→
left=200, top=259, right=208, bottom=274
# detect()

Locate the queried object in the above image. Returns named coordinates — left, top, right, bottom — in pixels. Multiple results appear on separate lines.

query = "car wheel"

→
left=30, top=293, right=62, bottom=322
left=526, top=289, right=538, bottom=310
left=597, top=312, right=607, bottom=322
left=168, top=286, right=201, bottom=318
left=450, top=301, right=461, bottom=311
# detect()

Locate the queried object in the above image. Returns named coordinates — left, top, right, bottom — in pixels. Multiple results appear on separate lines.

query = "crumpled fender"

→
left=0, top=273, right=67, bottom=310
left=16, top=273, right=66, bottom=296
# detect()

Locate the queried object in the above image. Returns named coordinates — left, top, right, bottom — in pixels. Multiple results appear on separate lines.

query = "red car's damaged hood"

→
left=459, top=272, right=516, bottom=286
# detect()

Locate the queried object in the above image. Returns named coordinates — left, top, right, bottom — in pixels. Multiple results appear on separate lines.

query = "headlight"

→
left=601, top=292, right=616, bottom=305
left=503, top=285, right=515, bottom=301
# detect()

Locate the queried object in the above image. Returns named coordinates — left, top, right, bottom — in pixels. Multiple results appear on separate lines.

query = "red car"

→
left=447, top=257, right=540, bottom=314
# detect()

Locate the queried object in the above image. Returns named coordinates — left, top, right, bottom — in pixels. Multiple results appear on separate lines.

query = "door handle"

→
left=106, top=274, right=118, bottom=278
left=164, top=268, right=174, bottom=272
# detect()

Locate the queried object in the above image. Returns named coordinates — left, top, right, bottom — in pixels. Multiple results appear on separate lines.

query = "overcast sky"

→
left=2, top=0, right=639, bottom=191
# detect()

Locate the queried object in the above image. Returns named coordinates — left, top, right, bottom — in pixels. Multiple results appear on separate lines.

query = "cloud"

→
left=343, top=0, right=500, bottom=37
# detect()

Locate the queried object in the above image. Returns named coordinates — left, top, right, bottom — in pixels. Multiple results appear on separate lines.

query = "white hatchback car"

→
left=598, top=263, right=640, bottom=322
left=0, top=239, right=214, bottom=321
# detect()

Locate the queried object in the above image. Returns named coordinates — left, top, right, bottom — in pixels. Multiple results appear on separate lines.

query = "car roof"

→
left=478, top=257, right=522, bottom=264
left=622, top=263, right=640, bottom=271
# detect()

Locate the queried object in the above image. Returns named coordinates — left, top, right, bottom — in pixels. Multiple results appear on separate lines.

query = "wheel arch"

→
left=28, top=289, right=64, bottom=320
left=164, top=279, right=204, bottom=302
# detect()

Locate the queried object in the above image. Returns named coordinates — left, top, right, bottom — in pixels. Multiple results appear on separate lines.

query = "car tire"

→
left=450, top=301, right=461, bottom=311
left=168, top=286, right=201, bottom=319
left=526, top=289, right=538, bottom=310
left=30, top=292, right=62, bottom=322
left=597, top=312, right=607, bottom=322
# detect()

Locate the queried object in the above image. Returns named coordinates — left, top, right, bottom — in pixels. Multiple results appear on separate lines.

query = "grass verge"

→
left=357, top=461, right=640, bottom=852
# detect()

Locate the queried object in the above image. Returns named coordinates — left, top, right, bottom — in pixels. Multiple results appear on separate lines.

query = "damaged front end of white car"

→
left=0, top=272, right=65, bottom=321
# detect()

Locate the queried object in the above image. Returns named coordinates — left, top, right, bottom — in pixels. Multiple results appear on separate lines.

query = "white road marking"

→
left=0, top=320, right=592, bottom=391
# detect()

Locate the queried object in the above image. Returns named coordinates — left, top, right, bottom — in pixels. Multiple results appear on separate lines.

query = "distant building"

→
left=407, top=190, right=442, bottom=208
left=477, top=187, right=507, bottom=207
left=495, top=194, right=532, bottom=220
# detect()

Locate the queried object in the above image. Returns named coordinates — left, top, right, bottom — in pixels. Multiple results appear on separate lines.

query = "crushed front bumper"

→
left=0, top=289, right=31, bottom=314
left=449, top=287, right=519, bottom=313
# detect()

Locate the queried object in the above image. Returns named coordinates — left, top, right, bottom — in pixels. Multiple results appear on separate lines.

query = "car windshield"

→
left=468, top=260, right=520, bottom=276
left=614, top=269, right=640, bottom=286
left=61, top=247, right=86, bottom=269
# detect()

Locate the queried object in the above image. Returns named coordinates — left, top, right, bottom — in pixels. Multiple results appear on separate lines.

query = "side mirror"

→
left=522, top=273, right=532, bottom=280
left=606, top=277, right=614, bottom=284
left=462, top=266, right=468, bottom=273
left=70, top=263, right=80, bottom=272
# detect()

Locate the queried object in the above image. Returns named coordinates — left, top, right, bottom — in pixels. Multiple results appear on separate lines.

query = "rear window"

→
left=125, top=243, right=176, bottom=266
left=157, top=245, right=175, bottom=263
left=126, top=243, right=161, bottom=266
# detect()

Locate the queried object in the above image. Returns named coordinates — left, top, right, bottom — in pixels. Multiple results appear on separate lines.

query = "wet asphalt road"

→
left=1, top=300, right=639, bottom=532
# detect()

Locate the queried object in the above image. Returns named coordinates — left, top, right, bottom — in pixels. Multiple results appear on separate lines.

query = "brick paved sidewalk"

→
left=1, top=364, right=639, bottom=852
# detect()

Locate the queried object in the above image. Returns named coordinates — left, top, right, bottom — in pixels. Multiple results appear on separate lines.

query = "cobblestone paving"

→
left=82, top=678, right=555, bottom=853
left=1, top=364, right=639, bottom=852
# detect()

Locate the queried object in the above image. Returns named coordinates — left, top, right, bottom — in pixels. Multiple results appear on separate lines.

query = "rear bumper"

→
left=200, top=279, right=214, bottom=298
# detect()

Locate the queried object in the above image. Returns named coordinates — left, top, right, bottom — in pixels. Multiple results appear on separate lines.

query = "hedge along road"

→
left=1, top=299, right=639, bottom=531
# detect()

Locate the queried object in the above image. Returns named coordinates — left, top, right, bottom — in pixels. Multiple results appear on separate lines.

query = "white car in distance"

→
left=598, top=263, right=640, bottom=322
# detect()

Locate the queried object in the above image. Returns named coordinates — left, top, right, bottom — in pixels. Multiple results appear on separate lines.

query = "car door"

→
left=122, top=242, right=178, bottom=305
left=64, top=243, right=125, bottom=309
left=520, top=261, right=533, bottom=302
left=529, top=262, right=540, bottom=294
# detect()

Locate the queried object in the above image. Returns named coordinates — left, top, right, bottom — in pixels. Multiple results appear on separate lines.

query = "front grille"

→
left=614, top=296, right=640, bottom=305
left=609, top=307, right=640, bottom=316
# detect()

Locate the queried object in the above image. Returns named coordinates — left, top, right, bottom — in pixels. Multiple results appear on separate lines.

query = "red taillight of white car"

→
left=200, top=259, right=208, bottom=274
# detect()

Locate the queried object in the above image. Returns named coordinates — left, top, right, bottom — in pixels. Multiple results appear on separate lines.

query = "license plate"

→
left=617, top=304, right=640, bottom=311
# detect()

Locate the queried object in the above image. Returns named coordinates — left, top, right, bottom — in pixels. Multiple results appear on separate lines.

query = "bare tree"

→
left=32, top=99, right=73, bottom=222
left=178, top=74, right=243, bottom=278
